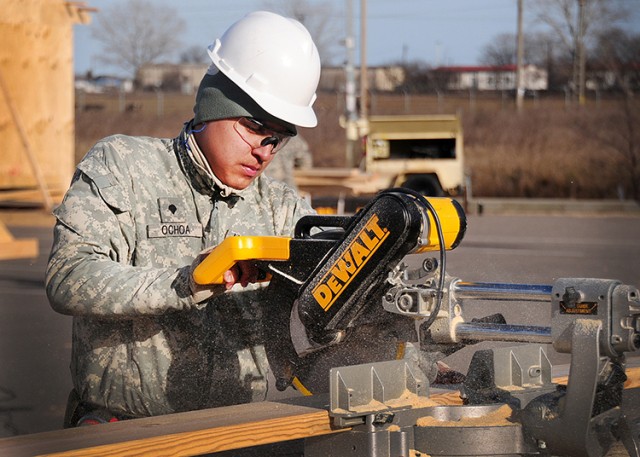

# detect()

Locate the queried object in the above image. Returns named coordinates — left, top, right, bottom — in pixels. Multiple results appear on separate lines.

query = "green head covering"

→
left=193, top=69, right=297, bottom=135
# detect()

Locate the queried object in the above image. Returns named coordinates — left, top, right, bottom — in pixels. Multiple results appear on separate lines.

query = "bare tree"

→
left=261, top=0, right=343, bottom=65
left=480, top=31, right=568, bottom=90
left=480, top=32, right=560, bottom=67
left=593, top=28, right=640, bottom=94
left=617, top=98, right=640, bottom=200
left=179, top=45, right=209, bottom=65
left=531, top=0, right=627, bottom=101
left=590, top=28, right=640, bottom=199
left=397, top=61, right=434, bottom=93
left=574, top=97, right=640, bottom=200
left=479, top=33, right=517, bottom=66
left=91, top=0, right=186, bottom=77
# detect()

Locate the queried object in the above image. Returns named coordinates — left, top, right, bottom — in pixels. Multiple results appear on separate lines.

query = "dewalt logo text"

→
left=312, top=214, right=389, bottom=311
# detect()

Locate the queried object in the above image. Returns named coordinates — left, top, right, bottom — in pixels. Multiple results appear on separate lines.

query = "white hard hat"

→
left=207, top=11, right=321, bottom=128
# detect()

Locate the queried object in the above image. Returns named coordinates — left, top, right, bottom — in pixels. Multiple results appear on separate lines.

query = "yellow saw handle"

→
left=192, top=236, right=291, bottom=285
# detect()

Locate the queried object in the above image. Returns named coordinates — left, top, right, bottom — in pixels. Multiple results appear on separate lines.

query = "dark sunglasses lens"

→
left=260, top=137, right=280, bottom=148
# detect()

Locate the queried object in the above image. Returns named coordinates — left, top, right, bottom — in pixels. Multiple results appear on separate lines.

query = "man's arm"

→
left=45, top=166, right=221, bottom=318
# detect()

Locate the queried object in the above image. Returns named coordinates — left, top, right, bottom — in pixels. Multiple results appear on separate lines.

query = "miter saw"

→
left=193, top=189, right=640, bottom=457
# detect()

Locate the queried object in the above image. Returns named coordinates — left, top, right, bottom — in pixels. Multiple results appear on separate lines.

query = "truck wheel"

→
left=401, top=176, right=444, bottom=197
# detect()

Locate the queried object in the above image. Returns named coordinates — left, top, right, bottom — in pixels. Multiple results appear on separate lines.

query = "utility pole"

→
left=344, top=0, right=358, bottom=167
left=359, top=0, right=368, bottom=120
left=577, top=0, right=586, bottom=105
left=515, top=0, right=524, bottom=111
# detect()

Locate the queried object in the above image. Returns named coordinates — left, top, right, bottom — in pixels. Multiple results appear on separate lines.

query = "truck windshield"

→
left=387, top=138, right=456, bottom=160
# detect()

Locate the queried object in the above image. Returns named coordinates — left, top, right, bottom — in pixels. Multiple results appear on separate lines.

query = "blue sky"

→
left=73, top=0, right=639, bottom=77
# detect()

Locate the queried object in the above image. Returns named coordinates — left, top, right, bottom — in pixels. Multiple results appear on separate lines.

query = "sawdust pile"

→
left=385, top=390, right=440, bottom=409
left=409, top=450, right=432, bottom=457
left=416, top=404, right=515, bottom=427
left=336, top=389, right=440, bottom=415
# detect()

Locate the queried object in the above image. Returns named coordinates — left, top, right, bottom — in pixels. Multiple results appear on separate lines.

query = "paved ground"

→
left=0, top=211, right=67, bottom=437
left=1, top=208, right=639, bottom=444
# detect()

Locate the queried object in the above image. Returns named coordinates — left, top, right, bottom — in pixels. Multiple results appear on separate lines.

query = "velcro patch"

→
left=147, top=223, right=203, bottom=238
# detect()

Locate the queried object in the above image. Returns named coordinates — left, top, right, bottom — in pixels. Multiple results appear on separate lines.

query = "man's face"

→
left=194, top=118, right=286, bottom=190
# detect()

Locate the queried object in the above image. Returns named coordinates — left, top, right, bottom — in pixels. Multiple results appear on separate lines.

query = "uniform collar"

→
left=178, top=120, right=256, bottom=202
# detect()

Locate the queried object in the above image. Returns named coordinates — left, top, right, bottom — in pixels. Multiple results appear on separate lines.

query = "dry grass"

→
left=467, top=108, right=605, bottom=198
left=75, top=91, right=639, bottom=199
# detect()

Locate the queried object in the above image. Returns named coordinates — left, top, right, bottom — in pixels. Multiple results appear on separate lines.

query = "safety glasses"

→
left=233, top=117, right=293, bottom=154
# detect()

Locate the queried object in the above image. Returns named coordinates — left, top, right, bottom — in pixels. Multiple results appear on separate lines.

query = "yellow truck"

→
left=295, top=114, right=465, bottom=209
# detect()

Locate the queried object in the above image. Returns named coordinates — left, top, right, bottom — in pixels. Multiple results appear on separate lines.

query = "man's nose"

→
left=251, top=143, right=273, bottom=161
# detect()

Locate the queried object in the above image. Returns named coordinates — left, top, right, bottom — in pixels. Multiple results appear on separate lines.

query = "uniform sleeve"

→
left=293, top=136, right=312, bottom=169
left=264, top=179, right=316, bottom=237
left=45, top=144, right=219, bottom=318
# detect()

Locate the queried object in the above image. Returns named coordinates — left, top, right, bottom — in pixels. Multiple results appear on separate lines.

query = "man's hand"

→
left=189, top=248, right=261, bottom=303
left=222, top=260, right=259, bottom=289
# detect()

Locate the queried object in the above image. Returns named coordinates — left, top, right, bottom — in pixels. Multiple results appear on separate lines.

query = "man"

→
left=46, top=11, right=321, bottom=426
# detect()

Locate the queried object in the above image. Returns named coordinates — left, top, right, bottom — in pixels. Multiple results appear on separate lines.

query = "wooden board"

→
left=0, top=401, right=339, bottom=457
left=0, top=367, right=637, bottom=457
left=0, top=188, right=64, bottom=206
left=0, top=220, right=38, bottom=259
left=0, top=0, right=92, bottom=205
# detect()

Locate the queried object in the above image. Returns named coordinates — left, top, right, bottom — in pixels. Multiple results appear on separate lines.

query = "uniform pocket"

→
left=77, top=160, right=132, bottom=213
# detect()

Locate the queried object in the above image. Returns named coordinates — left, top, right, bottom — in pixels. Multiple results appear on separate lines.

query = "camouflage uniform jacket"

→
left=45, top=123, right=314, bottom=417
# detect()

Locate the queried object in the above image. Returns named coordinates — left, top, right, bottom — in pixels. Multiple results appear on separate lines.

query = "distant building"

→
left=319, top=66, right=406, bottom=92
left=586, top=63, right=640, bottom=92
left=136, top=63, right=208, bottom=93
left=74, top=75, right=133, bottom=93
left=135, top=63, right=406, bottom=94
left=432, top=64, right=548, bottom=92
left=102, top=63, right=555, bottom=95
